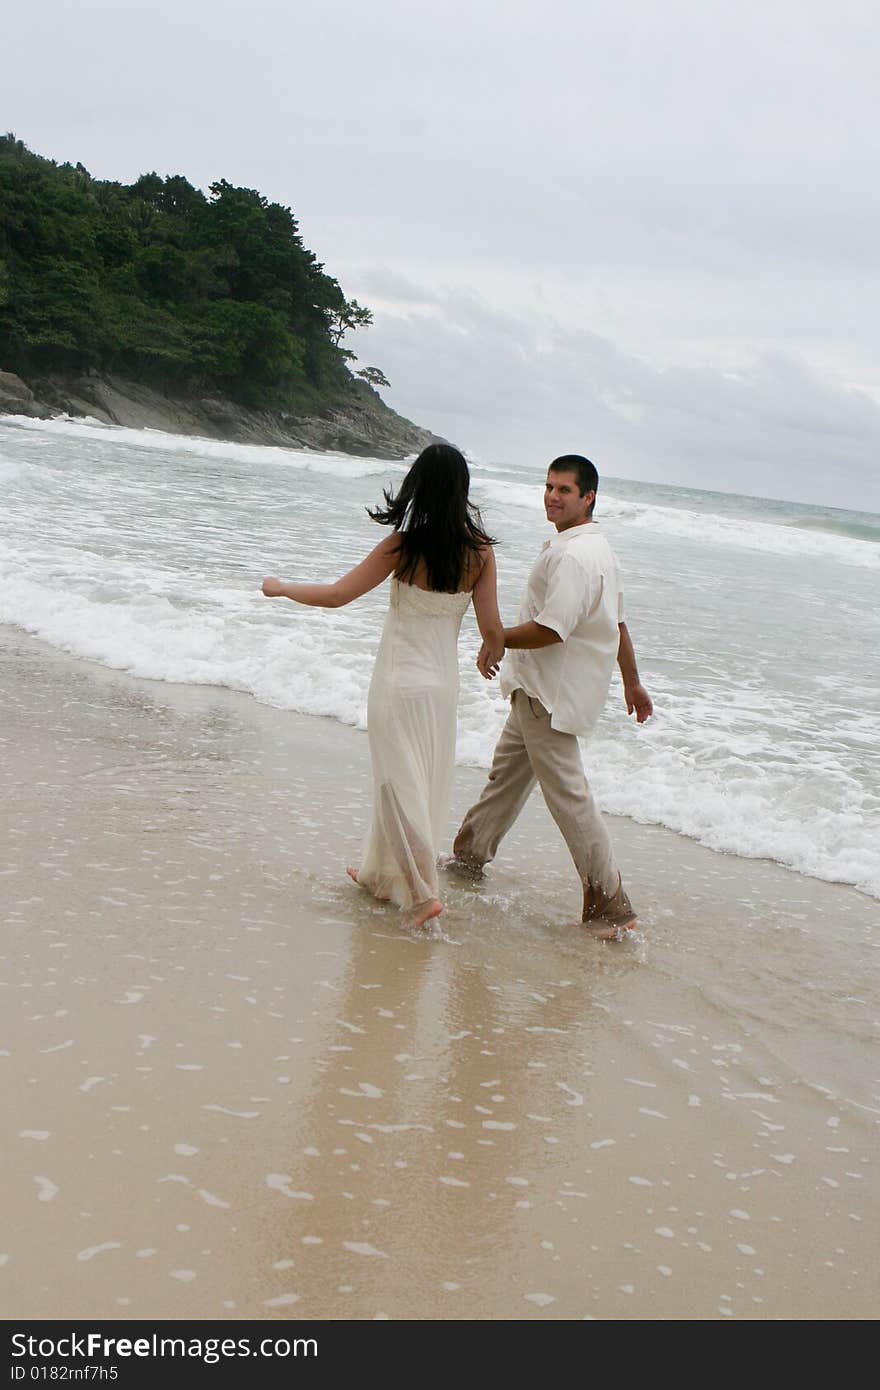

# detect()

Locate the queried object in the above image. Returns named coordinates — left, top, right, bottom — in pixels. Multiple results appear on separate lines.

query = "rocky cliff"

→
left=0, top=368, right=444, bottom=459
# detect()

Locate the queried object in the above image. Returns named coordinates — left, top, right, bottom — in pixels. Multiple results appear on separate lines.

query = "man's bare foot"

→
left=402, top=898, right=443, bottom=930
left=440, top=853, right=484, bottom=881
left=582, top=875, right=636, bottom=939
left=582, top=915, right=637, bottom=941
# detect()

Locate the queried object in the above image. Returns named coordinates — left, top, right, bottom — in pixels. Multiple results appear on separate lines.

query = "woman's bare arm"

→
left=262, top=536, right=400, bottom=608
left=472, top=546, right=503, bottom=642
left=471, top=546, right=506, bottom=678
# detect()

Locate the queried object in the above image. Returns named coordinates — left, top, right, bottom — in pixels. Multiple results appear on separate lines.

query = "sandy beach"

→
left=2, top=624, right=878, bottom=1321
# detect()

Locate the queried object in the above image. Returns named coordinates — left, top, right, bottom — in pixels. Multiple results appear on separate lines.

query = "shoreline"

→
left=2, top=624, right=878, bottom=1320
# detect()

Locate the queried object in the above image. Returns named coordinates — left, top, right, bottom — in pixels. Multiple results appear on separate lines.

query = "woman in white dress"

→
left=262, top=444, right=503, bottom=928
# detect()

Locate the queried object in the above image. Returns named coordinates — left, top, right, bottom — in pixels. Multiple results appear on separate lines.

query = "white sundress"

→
left=357, top=577, right=472, bottom=909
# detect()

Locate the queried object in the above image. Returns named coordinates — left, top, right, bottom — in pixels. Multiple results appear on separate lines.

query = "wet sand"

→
left=1, top=625, right=878, bottom=1320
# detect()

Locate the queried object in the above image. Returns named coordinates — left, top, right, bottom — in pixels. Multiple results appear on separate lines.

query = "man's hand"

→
left=625, top=682, right=653, bottom=723
left=477, top=638, right=504, bottom=680
left=262, top=576, right=285, bottom=597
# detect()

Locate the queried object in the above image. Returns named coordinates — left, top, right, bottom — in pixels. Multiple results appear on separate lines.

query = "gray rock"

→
left=0, top=369, right=52, bottom=418
left=9, top=370, right=447, bottom=459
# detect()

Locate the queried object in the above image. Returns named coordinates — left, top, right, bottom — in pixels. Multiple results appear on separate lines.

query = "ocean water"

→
left=2, top=413, right=879, bottom=900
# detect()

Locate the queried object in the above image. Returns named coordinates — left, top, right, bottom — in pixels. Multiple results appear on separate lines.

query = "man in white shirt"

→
left=449, top=455, right=653, bottom=938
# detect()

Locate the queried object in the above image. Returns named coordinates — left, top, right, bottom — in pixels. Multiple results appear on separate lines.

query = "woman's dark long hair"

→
left=368, top=443, right=494, bottom=592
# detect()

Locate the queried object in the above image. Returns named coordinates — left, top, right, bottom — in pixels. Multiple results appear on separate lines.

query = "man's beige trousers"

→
left=453, top=689, right=621, bottom=897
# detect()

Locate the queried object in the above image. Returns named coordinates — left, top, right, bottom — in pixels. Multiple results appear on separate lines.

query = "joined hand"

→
left=477, top=639, right=504, bottom=680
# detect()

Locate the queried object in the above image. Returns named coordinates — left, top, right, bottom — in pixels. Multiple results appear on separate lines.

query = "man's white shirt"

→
left=500, top=521, right=624, bottom=738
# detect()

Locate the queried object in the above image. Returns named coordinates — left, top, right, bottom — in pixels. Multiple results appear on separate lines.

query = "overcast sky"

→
left=6, top=0, right=880, bottom=509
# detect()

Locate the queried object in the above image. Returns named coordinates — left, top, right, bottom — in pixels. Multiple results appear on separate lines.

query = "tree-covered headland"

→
left=0, top=135, right=386, bottom=414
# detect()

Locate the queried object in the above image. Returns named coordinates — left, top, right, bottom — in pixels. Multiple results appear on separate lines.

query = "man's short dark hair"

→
left=549, top=454, right=598, bottom=498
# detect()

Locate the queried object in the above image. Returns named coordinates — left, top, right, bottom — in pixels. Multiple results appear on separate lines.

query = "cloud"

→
left=352, top=282, right=880, bottom=508
left=4, top=0, right=879, bottom=509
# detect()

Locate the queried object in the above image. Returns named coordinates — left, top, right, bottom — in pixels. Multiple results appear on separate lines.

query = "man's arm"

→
left=477, top=619, right=560, bottom=679
left=617, top=622, right=653, bottom=722
left=504, top=620, right=562, bottom=650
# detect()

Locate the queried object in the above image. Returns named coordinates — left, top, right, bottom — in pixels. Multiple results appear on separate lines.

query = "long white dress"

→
left=357, top=577, right=472, bottom=908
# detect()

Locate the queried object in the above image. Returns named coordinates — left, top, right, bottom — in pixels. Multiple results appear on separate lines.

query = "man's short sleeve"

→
left=535, top=551, right=592, bottom=641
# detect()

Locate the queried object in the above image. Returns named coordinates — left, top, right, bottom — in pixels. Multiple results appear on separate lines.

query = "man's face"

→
left=544, top=470, right=595, bottom=531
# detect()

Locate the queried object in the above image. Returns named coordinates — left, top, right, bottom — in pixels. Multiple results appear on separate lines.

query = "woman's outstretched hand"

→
left=262, top=576, right=285, bottom=597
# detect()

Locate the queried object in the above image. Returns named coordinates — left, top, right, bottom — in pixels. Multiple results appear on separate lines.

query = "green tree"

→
left=0, top=136, right=391, bottom=411
left=356, top=366, right=391, bottom=390
left=328, top=297, right=373, bottom=346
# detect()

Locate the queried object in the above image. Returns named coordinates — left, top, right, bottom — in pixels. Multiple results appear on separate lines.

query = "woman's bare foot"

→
left=346, top=867, right=390, bottom=901
left=402, top=898, right=443, bottom=930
